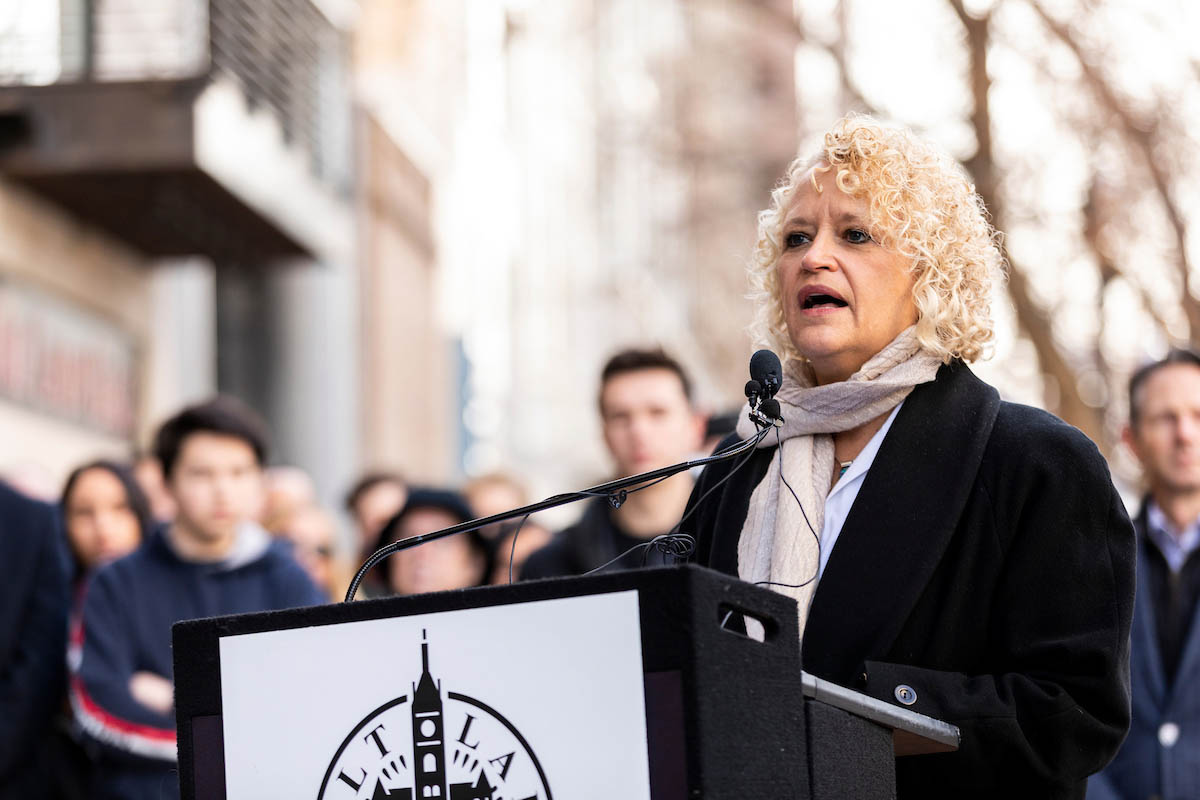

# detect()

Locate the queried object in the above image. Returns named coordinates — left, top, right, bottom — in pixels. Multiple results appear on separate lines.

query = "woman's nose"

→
left=800, top=229, right=837, bottom=272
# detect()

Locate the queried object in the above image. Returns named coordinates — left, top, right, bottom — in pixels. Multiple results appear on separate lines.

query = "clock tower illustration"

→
left=320, top=629, right=549, bottom=800
left=412, top=634, right=448, bottom=795
left=403, top=632, right=495, bottom=800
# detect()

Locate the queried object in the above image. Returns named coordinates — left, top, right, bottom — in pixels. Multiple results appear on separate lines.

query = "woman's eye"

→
left=784, top=232, right=809, bottom=248
left=845, top=228, right=871, bottom=244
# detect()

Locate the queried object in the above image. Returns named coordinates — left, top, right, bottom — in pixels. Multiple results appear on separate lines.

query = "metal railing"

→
left=0, top=0, right=208, bottom=84
left=0, top=0, right=350, bottom=191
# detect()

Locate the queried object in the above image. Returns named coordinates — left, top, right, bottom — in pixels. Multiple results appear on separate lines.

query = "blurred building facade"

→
left=0, top=0, right=799, bottom=508
left=0, top=0, right=454, bottom=507
left=357, top=0, right=797, bottom=500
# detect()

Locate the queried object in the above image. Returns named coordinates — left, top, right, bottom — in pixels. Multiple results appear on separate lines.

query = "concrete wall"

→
left=0, top=177, right=149, bottom=489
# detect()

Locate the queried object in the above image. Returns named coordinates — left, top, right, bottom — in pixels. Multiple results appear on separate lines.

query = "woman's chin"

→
left=793, top=345, right=866, bottom=385
left=789, top=330, right=846, bottom=365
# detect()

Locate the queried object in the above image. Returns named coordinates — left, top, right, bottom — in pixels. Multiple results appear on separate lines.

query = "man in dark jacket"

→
left=521, top=348, right=706, bottom=579
left=0, top=481, right=69, bottom=800
left=1091, top=350, right=1200, bottom=800
left=70, top=397, right=326, bottom=800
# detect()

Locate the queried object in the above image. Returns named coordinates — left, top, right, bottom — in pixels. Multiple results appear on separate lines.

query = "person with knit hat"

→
left=376, top=488, right=492, bottom=597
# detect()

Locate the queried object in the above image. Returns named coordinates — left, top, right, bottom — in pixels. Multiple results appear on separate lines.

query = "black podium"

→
left=173, top=565, right=957, bottom=799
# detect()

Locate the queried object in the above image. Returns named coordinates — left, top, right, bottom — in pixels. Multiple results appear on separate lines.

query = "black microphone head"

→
left=760, top=398, right=782, bottom=421
left=744, top=379, right=762, bottom=400
left=749, top=350, right=783, bottom=398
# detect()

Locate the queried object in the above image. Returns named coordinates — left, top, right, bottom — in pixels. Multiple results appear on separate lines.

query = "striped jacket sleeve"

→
left=69, top=570, right=177, bottom=762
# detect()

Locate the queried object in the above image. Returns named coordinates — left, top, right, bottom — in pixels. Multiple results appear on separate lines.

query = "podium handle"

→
left=711, top=581, right=798, bottom=646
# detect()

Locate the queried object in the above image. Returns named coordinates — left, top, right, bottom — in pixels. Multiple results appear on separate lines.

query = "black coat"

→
left=0, top=481, right=70, bottom=799
left=684, top=361, right=1135, bottom=799
left=521, top=497, right=681, bottom=580
left=520, top=499, right=619, bottom=580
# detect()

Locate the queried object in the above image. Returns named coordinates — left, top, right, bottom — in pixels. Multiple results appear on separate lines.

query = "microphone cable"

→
left=347, top=393, right=781, bottom=599
left=580, top=531, right=698, bottom=576
left=503, top=513, right=533, bottom=585
left=669, top=423, right=773, bottom=538
left=568, top=421, right=773, bottom=534
left=752, top=426, right=821, bottom=593
left=577, top=423, right=775, bottom=577
left=495, top=474, right=679, bottom=583
left=496, top=472, right=693, bottom=583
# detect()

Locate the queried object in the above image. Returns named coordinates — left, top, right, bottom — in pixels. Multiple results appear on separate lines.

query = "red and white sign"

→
left=0, top=280, right=137, bottom=437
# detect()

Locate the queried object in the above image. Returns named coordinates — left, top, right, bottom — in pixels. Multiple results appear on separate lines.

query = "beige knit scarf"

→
left=734, top=326, right=941, bottom=639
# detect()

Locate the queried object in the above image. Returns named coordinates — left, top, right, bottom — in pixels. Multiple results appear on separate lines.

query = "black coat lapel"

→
left=802, top=362, right=1001, bottom=681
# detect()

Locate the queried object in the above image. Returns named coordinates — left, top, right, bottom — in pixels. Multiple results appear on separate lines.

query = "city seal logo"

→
left=318, top=632, right=552, bottom=800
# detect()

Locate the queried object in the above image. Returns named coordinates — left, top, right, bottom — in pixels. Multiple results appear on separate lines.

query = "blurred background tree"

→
left=734, top=0, right=1200, bottom=479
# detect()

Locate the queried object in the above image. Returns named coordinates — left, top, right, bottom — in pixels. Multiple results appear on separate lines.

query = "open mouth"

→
left=803, top=294, right=848, bottom=309
left=799, top=286, right=849, bottom=310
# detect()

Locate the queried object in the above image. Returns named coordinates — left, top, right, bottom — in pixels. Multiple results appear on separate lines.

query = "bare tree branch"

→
left=706, top=0, right=881, bottom=115
left=1083, top=175, right=1172, bottom=339
left=946, top=0, right=1108, bottom=449
left=1025, top=0, right=1200, bottom=342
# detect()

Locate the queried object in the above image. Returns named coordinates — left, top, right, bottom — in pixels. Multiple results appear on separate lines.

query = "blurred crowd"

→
left=24, top=444, right=557, bottom=605
left=6, top=336, right=1200, bottom=800
left=0, top=346, right=732, bottom=800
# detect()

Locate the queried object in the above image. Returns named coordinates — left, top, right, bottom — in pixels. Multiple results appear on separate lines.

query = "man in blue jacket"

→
left=1092, top=350, right=1200, bottom=799
left=70, top=397, right=326, bottom=800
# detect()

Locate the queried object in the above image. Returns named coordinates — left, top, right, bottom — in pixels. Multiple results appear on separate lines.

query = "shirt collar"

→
left=828, top=400, right=904, bottom=499
left=1146, top=501, right=1200, bottom=573
left=161, top=519, right=272, bottom=570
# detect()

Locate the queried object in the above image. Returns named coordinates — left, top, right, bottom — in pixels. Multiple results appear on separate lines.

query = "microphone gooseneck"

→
left=343, top=348, right=788, bottom=601
left=344, top=420, right=772, bottom=602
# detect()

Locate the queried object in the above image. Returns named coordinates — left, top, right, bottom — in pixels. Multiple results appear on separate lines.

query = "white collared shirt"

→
left=817, top=401, right=904, bottom=578
left=1146, top=501, right=1200, bottom=574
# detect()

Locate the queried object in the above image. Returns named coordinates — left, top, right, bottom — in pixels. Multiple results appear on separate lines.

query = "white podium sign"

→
left=219, top=590, right=650, bottom=800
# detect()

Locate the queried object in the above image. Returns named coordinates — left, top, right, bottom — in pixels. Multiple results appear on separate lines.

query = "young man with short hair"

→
left=71, top=397, right=325, bottom=800
left=521, top=347, right=706, bottom=579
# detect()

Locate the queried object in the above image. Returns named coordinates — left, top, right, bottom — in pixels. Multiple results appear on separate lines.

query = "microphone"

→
left=750, top=350, right=783, bottom=399
left=746, top=350, right=785, bottom=430
left=744, top=379, right=763, bottom=409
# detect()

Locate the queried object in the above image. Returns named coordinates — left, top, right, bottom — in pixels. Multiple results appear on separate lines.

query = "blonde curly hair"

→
left=748, top=116, right=1004, bottom=366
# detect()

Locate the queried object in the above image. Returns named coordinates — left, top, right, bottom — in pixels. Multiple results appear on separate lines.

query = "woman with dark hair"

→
left=49, top=460, right=153, bottom=799
left=60, top=460, right=153, bottom=584
left=377, top=488, right=493, bottom=597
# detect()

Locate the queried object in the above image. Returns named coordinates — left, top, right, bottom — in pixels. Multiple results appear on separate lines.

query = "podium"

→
left=173, top=565, right=957, bottom=799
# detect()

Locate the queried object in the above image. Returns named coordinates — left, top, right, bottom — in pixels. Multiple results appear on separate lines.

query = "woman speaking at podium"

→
left=685, top=116, right=1134, bottom=799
